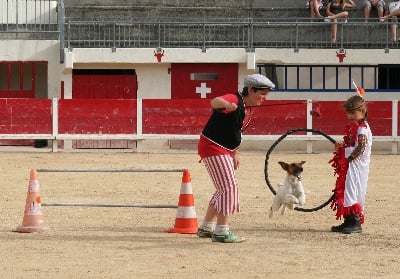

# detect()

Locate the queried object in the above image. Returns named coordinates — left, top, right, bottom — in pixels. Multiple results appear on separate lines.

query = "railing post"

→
left=247, top=17, right=254, bottom=52
left=340, top=22, right=344, bottom=49
left=306, top=99, right=313, bottom=153
left=15, top=0, right=19, bottom=39
left=52, top=98, right=59, bottom=152
left=392, top=100, right=398, bottom=154
left=67, top=21, right=71, bottom=50
left=385, top=21, right=390, bottom=53
left=59, top=0, right=65, bottom=63
left=202, top=18, right=206, bottom=52
left=294, top=20, right=299, bottom=53
left=158, top=19, right=161, bottom=49
left=112, top=22, right=116, bottom=52
left=136, top=98, right=143, bottom=152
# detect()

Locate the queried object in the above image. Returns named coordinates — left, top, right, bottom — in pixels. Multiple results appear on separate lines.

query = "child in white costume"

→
left=330, top=94, right=372, bottom=234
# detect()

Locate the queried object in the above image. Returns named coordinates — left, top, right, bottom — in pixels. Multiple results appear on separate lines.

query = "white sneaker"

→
left=324, top=17, right=331, bottom=23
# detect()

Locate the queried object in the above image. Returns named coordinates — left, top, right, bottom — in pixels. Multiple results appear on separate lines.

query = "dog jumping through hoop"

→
left=269, top=161, right=306, bottom=218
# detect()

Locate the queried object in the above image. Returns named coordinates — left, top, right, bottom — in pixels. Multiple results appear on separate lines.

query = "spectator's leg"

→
left=396, top=24, right=399, bottom=41
left=390, top=23, right=397, bottom=41
left=309, top=2, right=316, bottom=19
left=332, top=21, right=337, bottom=42
left=312, top=0, right=323, bottom=18
left=381, top=10, right=400, bottom=22
left=364, top=6, right=371, bottom=22
left=329, top=11, right=348, bottom=20
left=390, top=10, right=400, bottom=18
left=309, top=0, right=322, bottom=19
left=363, top=0, right=371, bottom=22
left=377, top=7, right=384, bottom=18
left=377, top=0, right=385, bottom=18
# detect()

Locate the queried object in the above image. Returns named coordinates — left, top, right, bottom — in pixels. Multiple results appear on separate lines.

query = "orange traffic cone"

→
left=14, top=169, right=49, bottom=233
left=165, top=169, right=198, bottom=234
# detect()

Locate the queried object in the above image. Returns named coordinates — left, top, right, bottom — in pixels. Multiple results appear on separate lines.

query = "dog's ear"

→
left=278, top=161, right=289, bottom=171
left=300, top=161, right=306, bottom=166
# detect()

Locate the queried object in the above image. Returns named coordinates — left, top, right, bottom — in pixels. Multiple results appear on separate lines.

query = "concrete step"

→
left=64, top=4, right=379, bottom=22
left=65, top=6, right=249, bottom=20
left=64, top=0, right=245, bottom=8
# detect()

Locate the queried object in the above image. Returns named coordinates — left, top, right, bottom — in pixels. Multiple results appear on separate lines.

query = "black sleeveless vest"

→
left=202, top=92, right=245, bottom=150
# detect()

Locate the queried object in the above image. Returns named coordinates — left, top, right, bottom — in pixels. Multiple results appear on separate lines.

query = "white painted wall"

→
left=65, top=47, right=253, bottom=98
left=0, top=40, right=61, bottom=98
left=1, top=40, right=400, bottom=100
left=135, top=64, right=171, bottom=99
left=64, top=47, right=400, bottom=99
left=254, top=48, right=400, bottom=65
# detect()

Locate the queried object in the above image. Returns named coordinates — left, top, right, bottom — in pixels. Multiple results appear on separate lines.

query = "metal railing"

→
left=65, top=18, right=399, bottom=51
left=0, top=0, right=59, bottom=40
left=1, top=0, right=399, bottom=58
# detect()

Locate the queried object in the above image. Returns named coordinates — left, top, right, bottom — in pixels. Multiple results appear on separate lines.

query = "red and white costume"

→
left=330, top=121, right=372, bottom=223
left=198, top=93, right=251, bottom=216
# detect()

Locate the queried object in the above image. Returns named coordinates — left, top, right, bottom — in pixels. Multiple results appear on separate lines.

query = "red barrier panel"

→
left=0, top=99, right=52, bottom=134
left=58, top=99, right=137, bottom=134
left=0, top=98, right=395, bottom=137
left=142, top=99, right=211, bottom=134
left=367, top=101, right=393, bottom=136
left=142, top=99, right=394, bottom=136
left=245, top=101, right=308, bottom=135
left=312, top=101, right=347, bottom=135
left=142, top=99, right=308, bottom=136
left=306, top=101, right=392, bottom=137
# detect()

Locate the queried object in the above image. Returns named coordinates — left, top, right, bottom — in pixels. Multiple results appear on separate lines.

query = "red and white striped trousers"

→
left=203, top=155, right=240, bottom=216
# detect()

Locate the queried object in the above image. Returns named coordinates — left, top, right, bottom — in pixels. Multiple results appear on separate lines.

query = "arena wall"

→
left=1, top=0, right=400, bottom=152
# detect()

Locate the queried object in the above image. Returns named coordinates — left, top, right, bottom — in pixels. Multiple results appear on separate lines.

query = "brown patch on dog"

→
left=278, top=161, right=305, bottom=179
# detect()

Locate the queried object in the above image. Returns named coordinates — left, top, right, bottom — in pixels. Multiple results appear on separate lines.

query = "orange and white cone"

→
left=165, top=169, right=198, bottom=234
left=14, top=169, right=49, bottom=233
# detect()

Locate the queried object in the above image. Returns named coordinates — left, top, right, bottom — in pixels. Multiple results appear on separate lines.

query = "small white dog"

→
left=269, top=161, right=306, bottom=218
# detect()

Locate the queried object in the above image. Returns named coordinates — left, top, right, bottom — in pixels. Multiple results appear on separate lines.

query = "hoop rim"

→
left=264, top=128, right=336, bottom=212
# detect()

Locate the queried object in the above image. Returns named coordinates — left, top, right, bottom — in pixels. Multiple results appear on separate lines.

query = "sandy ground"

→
left=0, top=150, right=399, bottom=278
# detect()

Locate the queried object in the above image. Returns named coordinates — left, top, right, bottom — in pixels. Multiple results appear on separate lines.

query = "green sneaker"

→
left=211, top=231, right=245, bottom=243
left=197, top=228, right=213, bottom=238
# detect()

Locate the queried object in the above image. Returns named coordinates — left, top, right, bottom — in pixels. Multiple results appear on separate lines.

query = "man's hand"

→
left=233, top=152, right=240, bottom=170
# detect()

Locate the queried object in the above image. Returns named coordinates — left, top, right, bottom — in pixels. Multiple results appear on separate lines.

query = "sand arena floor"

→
left=0, top=151, right=399, bottom=278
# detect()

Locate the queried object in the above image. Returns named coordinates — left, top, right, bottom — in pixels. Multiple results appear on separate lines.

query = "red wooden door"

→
left=71, top=69, right=138, bottom=149
left=72, top=70, right=138, bottom=99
